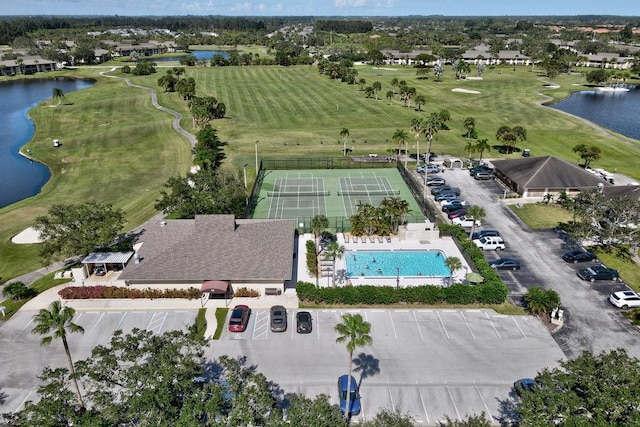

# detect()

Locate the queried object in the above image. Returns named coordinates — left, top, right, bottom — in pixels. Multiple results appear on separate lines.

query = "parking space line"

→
left=512, top=317, right=527, bottom=339
left=484, top=311, right=502, bottom=339
left=436, top=311, right=450, bottom=339
left=387, top=383, right=395, bottom=411
left=460, top=312, right=476, bottom=339
left=446, top=383, right=462, bottom=421
left=252, top=310, right=269, bottom=340
left=412, top=311, right=424, bottom=340
left=388, top=312, right=398, bottom=339
left=13, top=318, right=34, bottom=342
left=418, top=388, right=431, bottom=424
left=475, top=384, right=495, bottom=423
left=14, top=384, right=37, bottom=413
left=115, top=312, right=128, bottom=331
left=87, top=313, right=105, bottom=337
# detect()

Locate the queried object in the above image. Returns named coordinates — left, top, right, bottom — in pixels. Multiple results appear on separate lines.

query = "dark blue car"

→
left=338, top=375, right=361, bottom=415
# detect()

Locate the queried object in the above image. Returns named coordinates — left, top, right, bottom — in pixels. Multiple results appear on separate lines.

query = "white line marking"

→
left=157, top=312, right=169, bottom=333
left=475, top=384, right=495, bottom=422
left=446, top=383, right=462, bottom=421
left=14, top=384, right=37, bottom=413
left=436, top=311, right=450, bottom=339
left=115, top=312, right=128, bottom=331
left=87, top=312, right=105, bottom=337
left=413, top=311, right=424, bottom=340
left=485, top=311, right=502, bottom=339
left=460, top=311, right=476, bottom=339
left=418, top=388, right=431, bottom=424
left=387, top=383, right=395, bottom=411
left=512, top=317, right=527, bottom=339
left=13, top=319, right=34, bottom=342
left=388, top=311, right=398, bottom=339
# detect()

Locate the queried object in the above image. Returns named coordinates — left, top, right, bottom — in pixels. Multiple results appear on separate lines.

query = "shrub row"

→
left=306, top=240, right=318, bottom=277
left=296, top=224, right=509, bottom=306
left=233, top=287, right=260, bottom=297
left=58, top=286, right=201, bottom=300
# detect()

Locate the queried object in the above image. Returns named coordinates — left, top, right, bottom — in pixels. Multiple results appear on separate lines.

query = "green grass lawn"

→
left=2, top=63, right=640, bottom=283
left=508, top=202, right=574, bottom=229
left=592, top=246, right=640, bottom=292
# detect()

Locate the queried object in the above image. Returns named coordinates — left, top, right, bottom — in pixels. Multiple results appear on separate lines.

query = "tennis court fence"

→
left=262, top=157, right=398, bottom=170
left=337, top=189, right=401, bottom=196
left=396, top=162, right=438, bottom=222
left=267, top=191, right=331, bottom=197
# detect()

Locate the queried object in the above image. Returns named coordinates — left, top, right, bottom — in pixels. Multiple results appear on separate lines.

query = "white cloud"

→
left=334, top=0, right=369, bottom=8
left=181, top=1, right=216, bottom=13
left=230, top=2, right=253, bottom=11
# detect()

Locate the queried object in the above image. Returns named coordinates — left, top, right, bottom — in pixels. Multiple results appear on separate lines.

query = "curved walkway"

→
left=100, top=67, right=197, bottom=148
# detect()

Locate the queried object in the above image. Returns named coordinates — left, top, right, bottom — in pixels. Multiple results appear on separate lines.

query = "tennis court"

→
left=252, top=169, right=424, bottom=230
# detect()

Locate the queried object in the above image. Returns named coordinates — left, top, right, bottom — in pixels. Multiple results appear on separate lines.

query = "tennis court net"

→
left=337, top=189, right=401, bottom=196
left=267, top=191, right=330, bottom=197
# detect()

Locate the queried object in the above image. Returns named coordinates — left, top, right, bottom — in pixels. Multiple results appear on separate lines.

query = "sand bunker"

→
left=452, top=88, right=481, bottom=94
left=12, top=227, right=43, bottom=244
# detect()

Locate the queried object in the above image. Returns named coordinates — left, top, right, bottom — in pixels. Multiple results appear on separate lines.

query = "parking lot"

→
left=211, top=307, right=564, bottom=425
left=435, top=167, right=640, bottom=360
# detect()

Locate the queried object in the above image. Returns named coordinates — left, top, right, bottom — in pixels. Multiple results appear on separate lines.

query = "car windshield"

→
left=339, top=390, right=359, bottom=400
left=231, top=309, right=243, bottom=319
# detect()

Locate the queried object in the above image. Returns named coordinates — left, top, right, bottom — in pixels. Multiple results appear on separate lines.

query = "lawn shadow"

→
left=352, top=352, right=381, bottom=387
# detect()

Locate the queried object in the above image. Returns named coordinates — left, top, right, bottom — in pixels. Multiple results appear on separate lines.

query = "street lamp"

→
left=255, top=140, right=259, bottom=173
left=396, top=266, right=400, bottom=289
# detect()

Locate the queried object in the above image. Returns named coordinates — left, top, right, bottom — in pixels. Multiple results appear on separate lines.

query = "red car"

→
left=228, top=305, right=251, bottom=332
left=447, top=208, right=467, bottom=219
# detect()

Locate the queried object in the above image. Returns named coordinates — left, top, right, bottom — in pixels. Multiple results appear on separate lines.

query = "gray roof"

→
left=492, top=156, right=610, bottom=190
left=82, top=252, right=134, bottom=264
left=602, top=185, right=640, bottom=200
left=119, top=215, right=295, bottom=283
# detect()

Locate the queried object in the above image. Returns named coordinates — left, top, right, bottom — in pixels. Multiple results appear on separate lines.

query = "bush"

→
left=233, top=287, right=260, bottom=297
left=306, top=240, right=318, bottom=277
left=58, top=286, right=201, bottom=299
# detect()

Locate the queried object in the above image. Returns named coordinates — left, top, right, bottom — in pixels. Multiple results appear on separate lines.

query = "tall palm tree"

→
left=324, top=241, right=345, bottom=286
left=464, top=140, right=477, bottom=160
left=392, top=129, right=410, bottom=160
left=32, top=301, right=85, bottom=407
left=444, top=256, right=463, bottom=284
left=410, top=118, right=424, bottom=164
left=335, top=314, right=372, bottom=419
left=372, top=81, right=382, bottom=100
left=311, top=215, right=329, bottom=286
left=465, top=205, right=486, bottom=237
left=423, top=112, right=440, bottom=158
left=52, top=87, right=65, bottom=106
left=463, top=117, right=475, bottom=138
left=340, top=128, right=350, bottom=156
left=475, top=138, right=491, bottom=161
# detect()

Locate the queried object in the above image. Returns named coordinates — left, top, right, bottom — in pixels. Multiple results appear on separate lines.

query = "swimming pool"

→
left=345, top=250, right=450, bottom=278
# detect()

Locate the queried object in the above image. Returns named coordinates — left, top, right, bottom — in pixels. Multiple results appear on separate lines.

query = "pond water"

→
left=0, top=78, right=94, bottom=208
left=152, top=50, right=230, bottom=62
left=551, top=86, right=640, bottom=141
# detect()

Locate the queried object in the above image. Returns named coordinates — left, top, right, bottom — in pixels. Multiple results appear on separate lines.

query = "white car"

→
left=609, top=291, right=640, bottom=309
left=452, top=216, right=481, bottom=228
left=473, top=236, right=505, bottom=251
left=440, top=199, right=467, bottom=207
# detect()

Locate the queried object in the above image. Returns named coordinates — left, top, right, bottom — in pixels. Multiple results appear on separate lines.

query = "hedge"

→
left=58, top=286, right=201, bottom=300
left=296, top=224, right=509, bottom=306
left=306, top=240, right=318, bottom=277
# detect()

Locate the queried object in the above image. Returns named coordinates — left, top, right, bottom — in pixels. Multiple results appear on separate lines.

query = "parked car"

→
left=270, top=305, right=287, bottom=332
left=447, top=208, right=468, bottom=219
left=442, top=202, right=466, bottom=213
left=435, top=192, right=459, bottom=202
left=473, top=171, right=494, bottom=180
left=228, top=305, right=251, bottom=332
left=489, top=257, right=521, bottom=270
left=609, top=291, right=640, bottom=309
left=417, top=163, right=440, bottom=174
left=473, top=236, right=505, bottom=251
left=296, top=311, right=313, bottom=333
left=452, top=216, right=481, bottom=228
left=337, top=375, right=361, bottom=415
left=471, top=229, right=500, bottom=240
left=431, top=185, right=460, bottom=196
left=440, top=198, right=467, bottom=207
left=426, top=177, right=446, bottom=186
left=577, top=265, right=620, bottom=282
left=562, top=249, right=597, bottom=263
left=469, top=164, right=493, bottom=176
left=93, top=267, right=106, bottom=276
left=513, top=378, right=537, bottom=397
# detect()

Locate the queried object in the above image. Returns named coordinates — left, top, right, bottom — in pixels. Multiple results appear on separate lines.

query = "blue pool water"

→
left=345, top=250, right=450, bottom=278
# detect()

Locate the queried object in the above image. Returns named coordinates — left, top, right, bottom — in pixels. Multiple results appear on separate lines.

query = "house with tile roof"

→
left=492, top=156, right=610, bottom=197
left=118, top=215, right=296, bottom=297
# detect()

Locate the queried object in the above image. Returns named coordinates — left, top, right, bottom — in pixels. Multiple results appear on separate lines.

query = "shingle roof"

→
left=120, top=215, right=295, bottom=282
left=602, top=185, right=640, bottom=200
left=492, top=156, right=609, bottom=190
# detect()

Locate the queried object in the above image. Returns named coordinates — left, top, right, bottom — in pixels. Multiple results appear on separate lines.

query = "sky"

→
left=3, top=0, right=640, bottom=17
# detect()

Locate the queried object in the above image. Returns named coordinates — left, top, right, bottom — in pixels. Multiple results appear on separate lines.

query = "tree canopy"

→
left=33, top=201, right=125, bottom=261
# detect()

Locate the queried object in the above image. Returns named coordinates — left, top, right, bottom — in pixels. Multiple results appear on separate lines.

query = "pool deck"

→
left=298, top=233, right=473, bottom=288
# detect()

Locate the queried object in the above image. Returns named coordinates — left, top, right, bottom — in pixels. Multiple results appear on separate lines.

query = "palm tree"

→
left=415, top=94, right=426, bottom=111
left=410, top=118, right=424, bottom=164
left=463, top=117, right=475, bottom=138
left=423, top=113, right=440, bottom=158
left=32, top=301, right=85, bottom=407
left=311, top=215, right=329, bottom=286
left=433, top=64, right=443, bottom=81
left=386, top=90, right=394, bottom=104
left=475, top=138, right=491, bottom=161
left=392, top=129, right=410, bottom=160
left=390, top=77, right=399, bottom=93
left=444, top=256, right=463, bottom=284
left=465, top=205, right=486, bottom=237
left=524, top=287, right=560, bottom=320
left=2, top=281, right=35, bottom=301
left=335, top=314, right=372, bottom=419
left=52, top=87, right=65, bottom=106
left=324, top=241, right=345, bottom=286
left=496, top=125, right=517, bottom=154
left=339, top=128, right=349, bottom=156
left=464, top=140, right=477, bottom=160
left=372, top=81, right=382, bottom=100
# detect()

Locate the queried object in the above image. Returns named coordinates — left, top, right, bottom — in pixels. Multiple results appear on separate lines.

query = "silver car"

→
left=270, top=305, right=287, bottom=332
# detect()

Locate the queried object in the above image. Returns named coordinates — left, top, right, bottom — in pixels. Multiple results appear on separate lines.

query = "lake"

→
left=153, top=50, right=230, bottom=62
left=0, top=78, right=94, bottom=208
left=551, top=87, right=640, bottom=141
